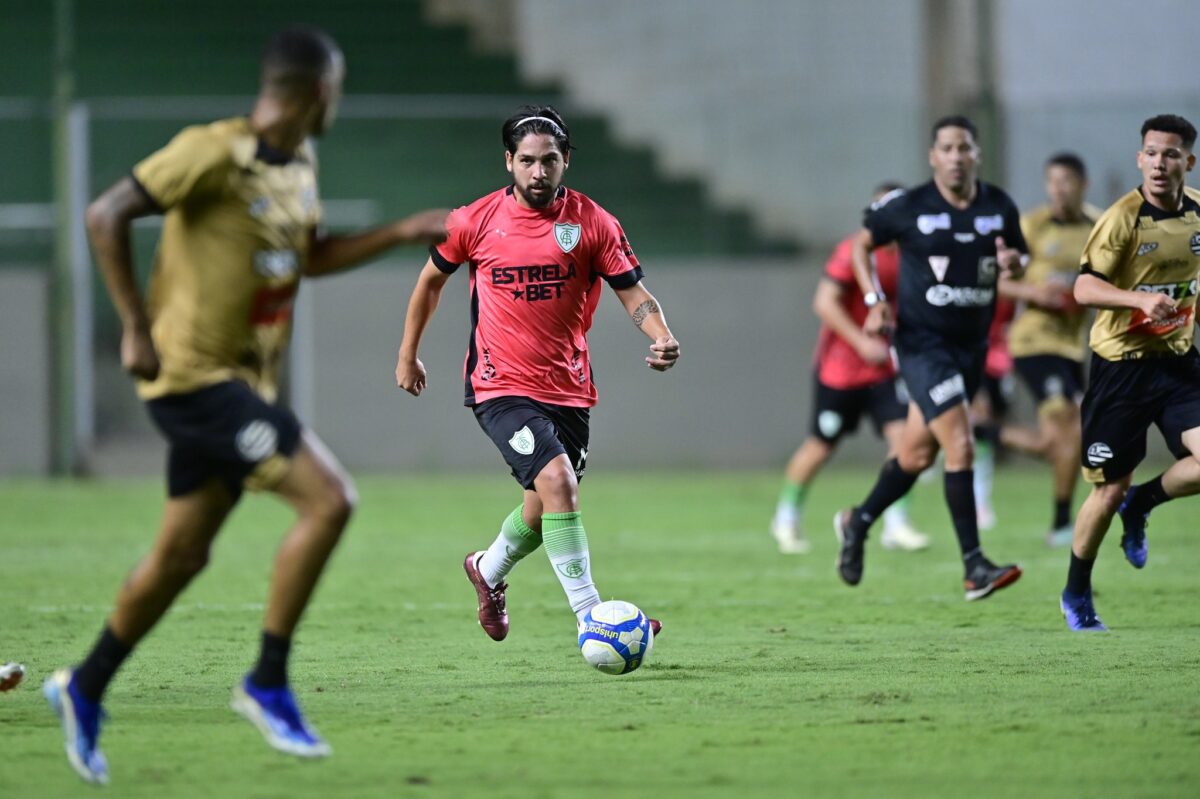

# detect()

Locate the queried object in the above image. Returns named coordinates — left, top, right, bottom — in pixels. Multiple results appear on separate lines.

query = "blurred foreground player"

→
left=1062, top=114, right=1200, bottom=631
left=834, top=116, right=1026, bottom=600
left=771, top=183, right=930, bottom=554
left=45, top=27, right=446, bottom=784
left=396, top=105, right=678, bottom=643
left=1000, top=153, right=1098, bottom=546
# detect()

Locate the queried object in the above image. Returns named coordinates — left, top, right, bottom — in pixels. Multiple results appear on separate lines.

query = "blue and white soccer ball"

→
left=577, top=600, right=654, bottom=675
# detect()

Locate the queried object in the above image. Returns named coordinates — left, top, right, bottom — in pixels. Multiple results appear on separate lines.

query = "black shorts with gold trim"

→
left=1014, top=354, right=1084, bottom=407
left=145, top=381, right=302, bottom=500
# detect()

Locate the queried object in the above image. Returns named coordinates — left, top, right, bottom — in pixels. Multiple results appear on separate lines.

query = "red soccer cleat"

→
left=0, top=662, right=26, bottom=693
left=463, top=552, right=509, bottom=641
left=648, top=618, right=661, bottom=637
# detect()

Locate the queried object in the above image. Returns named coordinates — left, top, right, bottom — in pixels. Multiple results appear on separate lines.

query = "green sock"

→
left=776, top=482, right=808, bottom=515
left=479, top=505, right=542, bottom=586
left=542, top=511, right=600, bottom=617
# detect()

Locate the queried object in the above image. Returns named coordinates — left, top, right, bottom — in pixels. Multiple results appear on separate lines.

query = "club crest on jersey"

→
left=974, top=214, right=1004, bottom=235
left=928, top=255, right=950, bottom=282
left=1190, top=233, right=1200, bottom=256
left=554, top=222, right=582, bottom=253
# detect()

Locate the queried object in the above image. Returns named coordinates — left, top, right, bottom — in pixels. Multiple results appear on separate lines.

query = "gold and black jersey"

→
left=1008, top=204, right=1100, bottom=361
left=131, top=117, right=321, bottom=401
left=1082, top=187, right=1200, bottom=362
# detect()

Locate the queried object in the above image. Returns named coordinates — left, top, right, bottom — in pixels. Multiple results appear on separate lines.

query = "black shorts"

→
left=473, top=396, right=590, bottom=490
left=1080, top=350, right=1200, bottom=483
left=1014, top=355, right=1085, bottom=406
left=896, top=342, right=987, bottom=423
left=145, top=381, right=303, bottom=500
left=976, top=372, right=1014, bottom=419
left=809, top=376, right=908, bottom=444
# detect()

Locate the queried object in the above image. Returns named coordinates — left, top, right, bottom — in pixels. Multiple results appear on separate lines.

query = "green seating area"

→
left=0, top=0, right=793, bottom=260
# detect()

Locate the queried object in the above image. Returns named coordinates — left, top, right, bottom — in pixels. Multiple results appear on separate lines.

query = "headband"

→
left=514, top=116, right=565, bottom=137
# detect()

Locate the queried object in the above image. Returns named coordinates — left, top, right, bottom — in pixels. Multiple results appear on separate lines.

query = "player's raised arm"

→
left=395, top=257, right=453, bottom=395
left=305, top=208, right=448, bottom=277
left=613, top=281, right=679, bottom=371
left=85, top=176, right=163, bottom=380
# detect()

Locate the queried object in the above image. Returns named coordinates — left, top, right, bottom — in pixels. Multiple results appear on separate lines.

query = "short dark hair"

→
left=261, top=25, right=341, bottom=91
left=1045, top=152, right=1087, bottom=180
left=1141, top=114, right=1197, bottom=149
left=502, top=105, right=572, bottom=155
left=930, top=115, right=977, bottom=144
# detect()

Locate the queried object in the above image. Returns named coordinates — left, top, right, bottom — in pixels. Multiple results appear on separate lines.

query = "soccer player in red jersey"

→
left=395, top=106, right=679, bottom=642
left=772, top=184, right=930, bottom=554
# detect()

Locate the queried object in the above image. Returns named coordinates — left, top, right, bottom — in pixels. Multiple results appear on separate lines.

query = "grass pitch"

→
left=1, top=468, right=1197, bottom=798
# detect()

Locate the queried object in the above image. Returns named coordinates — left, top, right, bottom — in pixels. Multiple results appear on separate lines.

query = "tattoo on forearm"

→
left=632, top=299, right=659, bottom=328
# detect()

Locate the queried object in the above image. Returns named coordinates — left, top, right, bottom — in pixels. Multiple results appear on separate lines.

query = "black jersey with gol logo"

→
left=864, top=180, right=1026, bottom=347
left=1081, top=187, right=1200, bottom=361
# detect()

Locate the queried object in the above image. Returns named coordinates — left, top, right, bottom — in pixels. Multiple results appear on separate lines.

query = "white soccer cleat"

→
left=977, top=503, right=997, bottom=531
left=1044, top=524, right=1073, bottom=548
left=880, top=521, right=932, bottom=551
left=771, top=517, right=811, bottom=554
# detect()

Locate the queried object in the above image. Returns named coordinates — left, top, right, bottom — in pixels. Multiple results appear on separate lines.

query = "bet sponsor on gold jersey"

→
left=1008, top=204, right=1100, bottom=361
left=131, top=117, right=320, bottom=401
left=1081, top=187, right=1200, bottom=362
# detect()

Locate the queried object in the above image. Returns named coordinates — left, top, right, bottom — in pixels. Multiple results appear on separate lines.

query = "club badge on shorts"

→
left=508, top=425, right=536, bottom=455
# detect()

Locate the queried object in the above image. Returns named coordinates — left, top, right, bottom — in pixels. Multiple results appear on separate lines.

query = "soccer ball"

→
left=577, top=600, right=654, bottom=675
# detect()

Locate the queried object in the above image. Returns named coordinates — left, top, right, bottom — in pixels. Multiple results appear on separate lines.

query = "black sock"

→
left=74, top=625, right=133, bottom=703
left=972, top=422, right=999, bottom=447
left=249, top=631, right=291, bottom=689
left=848, top=458, right=919, bottom=536
left=1128, top=474, right=1170, bottom=515
left=1053, top=498, right=1071, bottom=529
left=944, top=470, right=984, bottom=569
left=1066, top=551, right=1095, bottom=596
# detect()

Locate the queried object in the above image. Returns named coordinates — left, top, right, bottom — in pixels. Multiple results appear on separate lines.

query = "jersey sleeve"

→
left=1001, top=195, right=1028, bottom=253
left=1080, top=206, right=1133, bottom=281
left=823, top=237, right=855, bottom=285
left=131, top=125, right=231, bottom=211
left=592, top=211, right=643, bottom=289
left=429, top=206, right=472, bottom=274
left=863, top=191, right=905, bottom=246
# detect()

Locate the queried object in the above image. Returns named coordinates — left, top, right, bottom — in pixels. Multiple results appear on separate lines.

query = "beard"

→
left=518, top=182, right=557, bottom=208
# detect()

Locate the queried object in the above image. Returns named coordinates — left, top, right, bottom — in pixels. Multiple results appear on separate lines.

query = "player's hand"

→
left=395, top=353, right=428, bottom=396
left=394, top=209, right=450, bottom=246
left=646, top=335, right=679, bottom=371
left=995, top=236, right=1025, bottom=278
left=1032, top=282, right=1068, bottom=311
left=856, top=336, right=891, bottom=366
left=1138, top=291, right=1178, bottom=323
left=121, top=325, right=160, bottom=381
left=864, top=302, right=893, bottom=336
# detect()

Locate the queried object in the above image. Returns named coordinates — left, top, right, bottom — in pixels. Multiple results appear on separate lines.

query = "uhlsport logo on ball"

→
left=577, top=600, right=654, bottom=675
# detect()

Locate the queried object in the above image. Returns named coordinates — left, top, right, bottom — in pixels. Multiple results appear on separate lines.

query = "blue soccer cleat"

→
left=43, top=668, right=110, bottom=785
left=230, top=677, right=331, bottom=758
left=1061, top=588, right=1108, bottom=632
left=1116, top=488, right=1149, bottom=569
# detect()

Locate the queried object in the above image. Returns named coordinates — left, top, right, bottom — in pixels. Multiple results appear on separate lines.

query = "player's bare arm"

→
left=614, top=282, right=679, bottom=371
left=998, top=275, right=1068, bottom=311
left=305, top=208, right=449, bottom=277
left=1074, top=272, right=1177, bottom=320
left=395, top=258, right=452, bottom=395
left=85, top=176, right=163, bottom=380
left=812, top=279, right=889, bottom=365
left=849, top=227, right=892, bottom=335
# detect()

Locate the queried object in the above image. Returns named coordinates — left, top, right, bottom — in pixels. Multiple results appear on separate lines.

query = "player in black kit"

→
left=834, top=116, right=1027, bottom=600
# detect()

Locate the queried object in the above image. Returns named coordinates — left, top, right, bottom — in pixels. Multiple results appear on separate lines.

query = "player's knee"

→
left=312, top=475, right=356, bottom=532
left=898, top=446, right=934, bottom=473
left=535, top=461, right=579, bottom=511
left=1095, top=483, right=1127, bottom=516
left=943, top=435, right=974, bottom=469
left=158, top=542, right=210, bottom=581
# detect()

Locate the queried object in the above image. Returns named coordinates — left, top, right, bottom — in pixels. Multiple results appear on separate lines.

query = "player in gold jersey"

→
left=43, top=27, right=447, bottom=784
left=999, top=153, right=1099, bottom=547
left=1061, top=114, right=1200, bottom=631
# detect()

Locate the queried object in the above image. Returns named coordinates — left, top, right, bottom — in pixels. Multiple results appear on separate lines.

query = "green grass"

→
left=1, top=469, right=1197, bottom=798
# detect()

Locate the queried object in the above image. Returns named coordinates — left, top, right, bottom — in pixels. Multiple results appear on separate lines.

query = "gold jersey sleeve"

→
left=1007, top=204, right=1096, bottom=361
left=131, top=117, right=321, bottom=401
left=1082, top=187, right=1200, bottom=361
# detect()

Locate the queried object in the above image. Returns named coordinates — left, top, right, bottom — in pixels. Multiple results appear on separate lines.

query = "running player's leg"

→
left=835, top=402, right=937, bottom=585
left=878, top=417, right=931, bottom=550
left=47, top=477, right=236, bottom=785
left=1043, top=399, right=1082, bottom=545
left=231, top=430, right=354, bottom=759
left=532, top=453, right=601, bottom=619
left=477, top=488, right=544, bottom=586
